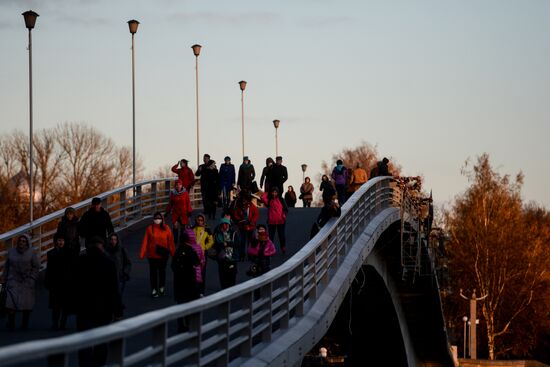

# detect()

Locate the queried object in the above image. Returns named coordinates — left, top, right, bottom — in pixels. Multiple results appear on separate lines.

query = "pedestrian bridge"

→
left=0, top=177, right=453, bottom=366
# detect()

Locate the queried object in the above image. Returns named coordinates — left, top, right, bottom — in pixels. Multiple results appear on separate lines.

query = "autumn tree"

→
left=444, top=154, right=550, bottom=360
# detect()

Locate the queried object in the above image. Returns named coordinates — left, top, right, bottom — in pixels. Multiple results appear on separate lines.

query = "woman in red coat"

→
left=165, top=179, right=193, bottom=245
left=140, top=212, right=176, bottom=298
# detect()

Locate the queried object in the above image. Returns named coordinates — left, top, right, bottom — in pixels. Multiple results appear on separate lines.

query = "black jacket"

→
left=196, top=161, right=220, bottom=198
left=78, top=208, right=114, bottom=241
left=57, top=216, right=80, bottom=255
left=269, top=164, right=288, bottom=188
left=171, top=244, right=200, bottom=303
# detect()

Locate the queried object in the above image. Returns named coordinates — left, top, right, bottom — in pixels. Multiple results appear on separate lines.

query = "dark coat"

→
left=105, top=244, right=131, bottom=282
left=320, top=181, right=336, bottom=203
left=219, top=163, right=236, bottom=190
left=57, top=216, right=80, bottom=255
left=284, top=191, right=297, bottom=208
left=171, top=243, right=200, bottom=303
left=45, top=247, right=75, bottom=310
left=78, top=208, right=114, bottom=242
left=260, top=165, right=273, bottom=190
left=237, top=163, right=256, bottom=191
left=196, top=160, right=220, bottom=199
left=269, top=164, right=288, bottom=189
left=74, top=247, right=123, bottom=323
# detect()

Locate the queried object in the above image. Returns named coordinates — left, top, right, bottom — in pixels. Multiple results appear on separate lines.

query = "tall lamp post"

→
left=239, top=80, right=247, bottom=158
left=301, top=164, right=308, bottom=182
left=273, top=119, right=280, bottom=157
left=22, top=10, right=39, bottom=224
left=128, top=19, right=139, bottom=195
left=460, top=289, right=487, bottom=360
left=191, top=44, right=202, bottom=168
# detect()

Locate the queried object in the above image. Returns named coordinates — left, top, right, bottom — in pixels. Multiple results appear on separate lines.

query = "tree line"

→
left=0, top=122, right=141, bottom=233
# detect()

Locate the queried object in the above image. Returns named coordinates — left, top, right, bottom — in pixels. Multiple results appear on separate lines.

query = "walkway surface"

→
left=0, top=207, right=320, bottom=349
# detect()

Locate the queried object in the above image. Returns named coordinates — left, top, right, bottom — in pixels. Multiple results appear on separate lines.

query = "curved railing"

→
left=0, top=177, right=405, bottom=367
left=0, top=178, right=202, bottom=273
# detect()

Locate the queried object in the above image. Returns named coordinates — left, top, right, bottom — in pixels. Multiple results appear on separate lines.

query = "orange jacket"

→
left=140, top=224, right=176, bottom=259
left=351, top=167, right=368, bottom=191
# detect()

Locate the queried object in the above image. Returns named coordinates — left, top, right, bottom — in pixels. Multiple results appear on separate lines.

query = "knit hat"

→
left=220, top=218, right=231, bottom=225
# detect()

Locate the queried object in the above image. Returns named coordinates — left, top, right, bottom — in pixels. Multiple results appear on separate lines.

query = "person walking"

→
left=284, top=186, right=297, bottom=208
left=320, top=174, right=336, bottom=205
left=56, top=207, right=80, bottom=257
left=183, top=227, right=205, bottom=297
left=370, top=157, right=391, bottom=178
left=2, top=234, right=39, bottom=331
left=78, top=197, right=114, bottom=248
left=269, top=156, right=288, bottom=196
left=211, top=218, right=239, bottom=289
left=165, top=179, right=193, bottom=245
left=171, top=158, right=195, bottom=193
left=300, top=177, right=314, bottom=207
left=219, top=156, right=236, bottom=210
left=171, top=229, right=200, bottom=332
left=195, top=154, right=220, bottom=219
left=74, top=236, right=123, bottom=367
left=261, top=187, right=288, bottom=254
left=192, top=214, right=213, bottom=295
left=246, top=224, right=276, bottom=277
left=105, top=233, right=132, bottom=296
left=230, top=191, right=259, bottom=260
left=140, top=212, right=176, bottom=298
left=351, top=163, right=368, bottom=192
left=331, top=159, right=348, bottom=206
left=45, top=233, right=74, bottom=330
left=310, top=197, right=341, bottom=239
left=237, top=156, right=256, bottom=193
left=259, top=157, right=274, bottom=192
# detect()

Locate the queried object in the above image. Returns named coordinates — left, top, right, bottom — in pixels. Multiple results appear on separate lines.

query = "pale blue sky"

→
left=1, top=0, right=549, bottom=207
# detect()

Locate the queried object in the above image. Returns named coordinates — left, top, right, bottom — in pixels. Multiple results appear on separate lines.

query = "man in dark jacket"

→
left=195, top=154, right=220, bottom=219
left=269, top=156, right=288, bottom=196
left=219, top=156, right=236, bottom=210
left=78, top=197, right=114, bottom=248
left=237, top=156, right=256, bottom=192
left=75, top=236, right=123, bottom=367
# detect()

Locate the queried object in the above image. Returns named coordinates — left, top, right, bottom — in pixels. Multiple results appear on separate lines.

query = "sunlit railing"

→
left=0, top=177, right=202, bottom=273
left=0, top=177, right=405, bottom=367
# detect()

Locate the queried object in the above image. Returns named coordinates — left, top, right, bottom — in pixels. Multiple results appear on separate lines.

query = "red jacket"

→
left=166, top=189, right=193, bottom=225
left=231, top=203, right=259, bottom=232
left=140, top=224, right=176, bottom=259
left=247, top=239, right=276, bottom=257
left=171, top=164, right=195, bottom=192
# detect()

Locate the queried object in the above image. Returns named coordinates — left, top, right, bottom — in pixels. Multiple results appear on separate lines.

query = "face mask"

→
left=154, top=219, right=162, bottom=225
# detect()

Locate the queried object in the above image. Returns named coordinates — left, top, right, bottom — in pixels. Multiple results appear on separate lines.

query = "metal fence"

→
left=0, top=177, right=203, bottom=273
left=0, top=177, right=405, bottom=367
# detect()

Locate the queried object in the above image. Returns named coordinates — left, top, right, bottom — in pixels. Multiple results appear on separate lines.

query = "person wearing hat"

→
left=56, top=207, right=81, bottom=257
left=211, top=217, right=239, bottom=289
left=171, top=158, right=195, bottom=193
left=78, top=197, right=114, bottom=248
left=237, top=156, right=256, bottom=193
left=219, top=156, right=236, bottom=210
left=268, top=156, right=288, bottom=197
left=195, top=154, right=220, bottom=219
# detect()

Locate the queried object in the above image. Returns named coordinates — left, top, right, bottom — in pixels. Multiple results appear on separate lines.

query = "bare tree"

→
left=444, top=154, right=549, bottom=359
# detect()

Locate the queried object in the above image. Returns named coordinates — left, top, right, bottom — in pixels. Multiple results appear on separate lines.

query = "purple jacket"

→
left=185, top=228, right=205, bottom=284
left=331, top=166, right=348, bottom=186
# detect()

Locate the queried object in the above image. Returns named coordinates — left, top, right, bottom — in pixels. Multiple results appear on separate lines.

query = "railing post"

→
left=120, top=190, right=127, bottom=226
left=151, top=182, right=158, bottom=214
left=136, top=185, right=143, bottom=219
left=281, top=274, right=290, bottom=329
left=241, top=292, right=253, bottom=357
left=152, top=322, right=167, bottom=366
left=296, top=264, right=304, bottom=317
left=261, top=283, right=273, bottom=342
left=106, top=338, right=125, bottom=366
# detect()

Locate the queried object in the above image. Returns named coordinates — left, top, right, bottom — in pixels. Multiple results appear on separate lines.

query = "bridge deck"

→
left=0, top=207, right=320, bottom=348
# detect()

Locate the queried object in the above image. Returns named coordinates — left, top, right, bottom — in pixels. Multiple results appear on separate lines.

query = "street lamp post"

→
left=22, top=10, right=39, bottom=224
left=128, top=19, right=139, bottom=195
left=460, top=289, right=487, bottom=360
left=462, top=316, right=468, bottom=358
left=301, top=164, right=308, bottom=182
left=272, top=119, right=280, bottom=157
left=239, top=81, right=247, bottom=158
left=191, top=44, right=202, bottom=168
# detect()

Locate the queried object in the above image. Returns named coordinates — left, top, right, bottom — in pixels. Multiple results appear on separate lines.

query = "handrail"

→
left=0, top=176, right=409, bottom=367
left=0, top=177, right=202, bottom=272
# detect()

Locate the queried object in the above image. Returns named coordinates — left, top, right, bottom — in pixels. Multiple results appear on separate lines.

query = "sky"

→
left=1, top=0, right=549, bottom=208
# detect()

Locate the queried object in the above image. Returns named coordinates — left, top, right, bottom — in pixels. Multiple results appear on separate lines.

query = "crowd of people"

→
left=0, top=154, right=392, bottom=352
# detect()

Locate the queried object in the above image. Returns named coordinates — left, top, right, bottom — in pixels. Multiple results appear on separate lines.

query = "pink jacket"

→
left=247, top=239, right=276, bottom=257
left=261, top=193, right=287, bottom=225
left=185, top=228, right=205, bottom=284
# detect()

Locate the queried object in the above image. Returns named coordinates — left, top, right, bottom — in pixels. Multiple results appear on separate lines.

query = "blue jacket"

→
left=219, top=163, right=236, bottom=189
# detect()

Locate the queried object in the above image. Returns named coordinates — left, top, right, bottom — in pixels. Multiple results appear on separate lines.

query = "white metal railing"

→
left=0, top=177, right=202, bottom=273
left=0, top=177, right=406, bottom=367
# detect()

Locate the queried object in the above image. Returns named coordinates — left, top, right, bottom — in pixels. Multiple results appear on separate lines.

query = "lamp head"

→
left=127, top=19, right=140, bottom=34
left=191, top=44, right=202, bottom=56
left=22, top=10, right=39, bottom=30
left=238, top=80, right=247, bottom=91
left=301, top=164, right=308, bottom=172
left=273, top=119, right=280, bottom=129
